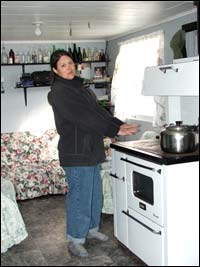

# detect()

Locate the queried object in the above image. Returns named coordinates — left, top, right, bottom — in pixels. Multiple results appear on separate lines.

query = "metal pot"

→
left=160, top=121, right=198, bottom=153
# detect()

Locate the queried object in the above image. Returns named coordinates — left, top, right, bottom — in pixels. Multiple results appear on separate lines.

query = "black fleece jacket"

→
left=48, top=74, right=123, bottom=167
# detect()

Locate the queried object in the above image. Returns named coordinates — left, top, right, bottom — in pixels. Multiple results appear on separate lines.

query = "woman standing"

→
left=48, top=50, right=139, bottom=257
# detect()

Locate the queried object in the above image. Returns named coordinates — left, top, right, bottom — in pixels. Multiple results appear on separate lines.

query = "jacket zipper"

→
left=75, top=125, right=77, bottom=153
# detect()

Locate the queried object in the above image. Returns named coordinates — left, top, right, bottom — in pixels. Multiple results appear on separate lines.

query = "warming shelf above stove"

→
left=142, top=56, right=199, bottom=96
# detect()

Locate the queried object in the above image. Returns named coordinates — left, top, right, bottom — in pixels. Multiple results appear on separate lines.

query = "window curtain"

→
left=185, top=30, right=198, bottom=57
left=111, top=30, right=165, bottom=127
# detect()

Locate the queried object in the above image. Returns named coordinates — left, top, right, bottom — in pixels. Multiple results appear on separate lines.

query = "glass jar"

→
left=1, top=43, right=8, bottom=64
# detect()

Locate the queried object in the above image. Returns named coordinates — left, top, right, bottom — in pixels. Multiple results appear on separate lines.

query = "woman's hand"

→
left=118, top=123, right=140, bottom=136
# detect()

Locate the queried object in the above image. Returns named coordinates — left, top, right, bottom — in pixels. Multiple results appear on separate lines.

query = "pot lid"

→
left=165, top=121, right=197, bottom=132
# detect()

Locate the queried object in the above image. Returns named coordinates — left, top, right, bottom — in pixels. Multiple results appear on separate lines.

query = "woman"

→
left=48, top=50, right=139, bottom=257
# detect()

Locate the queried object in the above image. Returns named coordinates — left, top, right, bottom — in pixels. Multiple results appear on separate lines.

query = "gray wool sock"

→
left=87, top=230, right=109, bottom=241
left=68, top=241, right=89, bottom=257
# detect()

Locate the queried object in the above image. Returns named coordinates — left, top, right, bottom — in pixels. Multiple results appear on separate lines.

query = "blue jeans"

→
left=64, top=165, right=103, bottom=243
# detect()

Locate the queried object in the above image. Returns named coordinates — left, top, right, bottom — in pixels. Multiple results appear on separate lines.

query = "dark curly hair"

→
left=50, top=49, right=73, bottom=70
left=49, top=49, right=73, bottom=85
left=48, top=50, right=73, bottom=105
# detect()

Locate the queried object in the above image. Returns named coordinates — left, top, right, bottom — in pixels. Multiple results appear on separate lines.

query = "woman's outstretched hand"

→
left=118, top=123, right=140, bottom=136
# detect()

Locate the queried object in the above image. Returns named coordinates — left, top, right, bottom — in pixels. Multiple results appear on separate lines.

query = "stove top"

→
left=110, top=139, right=199, bottom=165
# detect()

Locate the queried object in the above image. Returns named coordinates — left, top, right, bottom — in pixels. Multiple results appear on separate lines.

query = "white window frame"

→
left=111, top=30, right=164, bottom=123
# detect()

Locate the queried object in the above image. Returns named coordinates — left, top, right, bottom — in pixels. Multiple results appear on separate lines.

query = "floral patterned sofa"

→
left=1, top=178, right=28, bottom=253
left=1, top=129, right=67, bottom=200
left=1, top=129, right=113, bottom=212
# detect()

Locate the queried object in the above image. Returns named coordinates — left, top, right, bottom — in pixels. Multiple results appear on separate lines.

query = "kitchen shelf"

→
left=1, top=63, right=50, bottom=66
left=79, top=60, right=109, bottom=64
left=1, top=60, right=110, bottom=106
left=84, top=81, right=111, bottom=85
left=1, top=63, right=50, bottom=72
left=1, top=60, right=108, bottom=66
left=14, top=84, right=50, bottom=106
left=1, top=63, right=51, bottom=106
left=15, top=84, right=50, bottom=88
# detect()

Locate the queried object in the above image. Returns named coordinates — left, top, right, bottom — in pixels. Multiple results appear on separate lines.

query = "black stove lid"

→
left=110, top=141, right=199, bottom=165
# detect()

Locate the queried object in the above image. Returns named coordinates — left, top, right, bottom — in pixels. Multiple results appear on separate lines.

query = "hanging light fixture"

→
left=69, top=22, right=72, bottom=37
left=68, top=21, right=91, bottom=37
left=32, top=22, right=43, bottom=36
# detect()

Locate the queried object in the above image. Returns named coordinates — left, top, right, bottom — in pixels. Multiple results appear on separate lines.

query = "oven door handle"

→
left=121, top=157, right=161, bottom=173
left=110, top=173, right=125, bottom=181
left=122, top=210, right=162, bottom=235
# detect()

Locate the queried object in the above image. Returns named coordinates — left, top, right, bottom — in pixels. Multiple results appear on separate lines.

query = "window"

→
left=111, top=31, right=164, bottom=122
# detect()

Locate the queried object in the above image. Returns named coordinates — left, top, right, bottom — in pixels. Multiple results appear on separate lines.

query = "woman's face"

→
left=53, top=55, right=75, bottom=80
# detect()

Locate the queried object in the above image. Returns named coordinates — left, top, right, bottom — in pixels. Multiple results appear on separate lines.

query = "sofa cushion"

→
left=1, top=130, right=67, bottom=200
left=1, top=178, right=28, bottom=253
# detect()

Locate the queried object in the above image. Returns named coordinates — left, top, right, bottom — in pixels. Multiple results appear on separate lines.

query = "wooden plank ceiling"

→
left=1, top=1, right=196, bottom=41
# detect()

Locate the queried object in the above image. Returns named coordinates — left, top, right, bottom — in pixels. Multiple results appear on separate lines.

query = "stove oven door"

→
left=122, top=154, right=164, bottom=226
left=125, top=208, right=165, bottom=266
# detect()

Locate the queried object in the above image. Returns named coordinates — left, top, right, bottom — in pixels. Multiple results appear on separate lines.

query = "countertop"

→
left=110, top=139, right=199, bottom=165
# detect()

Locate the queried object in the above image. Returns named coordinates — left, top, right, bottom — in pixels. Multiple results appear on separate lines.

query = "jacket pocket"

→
left=82, top=134, right=94, bottom=154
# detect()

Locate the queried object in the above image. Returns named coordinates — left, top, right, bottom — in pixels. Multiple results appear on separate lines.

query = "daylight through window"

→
left=111, top=30, right=164, bottom=122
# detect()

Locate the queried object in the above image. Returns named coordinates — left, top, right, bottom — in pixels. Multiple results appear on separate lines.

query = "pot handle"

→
left=162, top=123, right=168, bottom=128
left=175, top=121, right=183, bottom=126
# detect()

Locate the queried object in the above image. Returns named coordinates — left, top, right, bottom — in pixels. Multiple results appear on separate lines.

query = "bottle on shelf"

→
left=19, top=51, right=25, bottom=64
left=65, top=44, right=68, bottom=51
left=82, top=48, right=88, bottom=61
left=99, top=49, right=106, bottom=61
left=42, top=48, right=49, bottom=63
left=47, top=48, right=51, bottom=62
left=26, top=51, right=32, bottom=64
left=76, top=63, right=82, bottom=77
left=93, top=48, right=99, bottom=61
left=15, top=51, right=21, bottom=64
left=104, top=40, right=110, bottom=62
left=52, top=45, right=56, bottom=53
left=72, top=43, right=78, bottom=63
left=77, top=47, right=83, bottom=63
left=1, top=77, right=5, bottom=93
left=8, top=49, right=15, bottom=64
left=87, top=48, right=92, bottom=61
left=38, top=48, right=43, bottom=63
left=1, top=43, right=8, bottom=64
left=68, top=44, right=73, bottom=59
left=32, top=49, right=38, bottom=63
